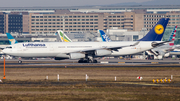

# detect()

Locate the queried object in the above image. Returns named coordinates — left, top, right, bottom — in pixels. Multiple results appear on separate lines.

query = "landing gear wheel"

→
left=87, top=58, right=93, bottom=63
left=83, top=60, right=88, bottom=63
left=93, top=60, right=97, bottom=63
left=78, top=60, right=83, bottom=63
left=18, top=60, right=22, bottom=64
left=78, top=58, right=96, bottom=63
left=88, top=60, right=92, bottom=63
left=78, top=59, right=92, bottom=63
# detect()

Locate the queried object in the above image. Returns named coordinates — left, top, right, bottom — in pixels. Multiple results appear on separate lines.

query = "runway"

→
left=0, top=58, right=180, bottom=68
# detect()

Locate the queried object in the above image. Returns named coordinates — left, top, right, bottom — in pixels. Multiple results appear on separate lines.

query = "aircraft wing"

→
left=107, top=41, right=140, bottom=51
left=65, top=41, right=139, bottom=54
left=165, top=48, right=174, bottom=52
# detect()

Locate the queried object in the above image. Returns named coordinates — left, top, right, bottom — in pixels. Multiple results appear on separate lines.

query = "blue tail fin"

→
left=138, top=18, right=169, bottom=41
left=99, top=30, right=111, bottom=42
left=6, top=33, right=18, bottom=45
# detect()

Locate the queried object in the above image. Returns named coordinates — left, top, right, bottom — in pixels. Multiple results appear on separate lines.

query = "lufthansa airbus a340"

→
left=2, top=18, right=170, bottom=63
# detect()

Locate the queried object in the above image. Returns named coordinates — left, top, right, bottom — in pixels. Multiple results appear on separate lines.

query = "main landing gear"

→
left=78, top=58, right=98, bottom=63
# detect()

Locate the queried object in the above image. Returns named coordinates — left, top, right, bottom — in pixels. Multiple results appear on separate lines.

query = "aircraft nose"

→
left=0, top=49, right=7, bottom=55
left=0, top=50, right=4, bottom=54
left=2, top=49, right=7, bottom=54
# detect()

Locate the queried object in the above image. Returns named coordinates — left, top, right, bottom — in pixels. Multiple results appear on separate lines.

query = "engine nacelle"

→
left=55, top=57, right=69, bottom=60
left=55, top=53, right=69, bottom=60
left=95, top=49, right=111, bottom=56
left=70, top=53, right=85, bottom=59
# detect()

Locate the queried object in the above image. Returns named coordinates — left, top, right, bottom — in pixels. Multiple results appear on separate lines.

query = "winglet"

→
left=138, top=18, right=170, bottom=41
left=6, top=33, right=18, bottom=45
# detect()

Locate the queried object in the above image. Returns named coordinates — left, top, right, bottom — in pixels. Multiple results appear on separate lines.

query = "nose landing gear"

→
left=18, top=60, right=22, bottom=64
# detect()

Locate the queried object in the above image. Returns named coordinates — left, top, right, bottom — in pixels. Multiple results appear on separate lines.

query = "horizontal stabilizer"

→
left=151, top=41, right=172, bottom=47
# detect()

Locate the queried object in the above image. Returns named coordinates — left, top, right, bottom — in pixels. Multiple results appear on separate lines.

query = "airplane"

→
left=99, top=26, right=177, bottom=59
left=2, top=18, right=170, bottom=63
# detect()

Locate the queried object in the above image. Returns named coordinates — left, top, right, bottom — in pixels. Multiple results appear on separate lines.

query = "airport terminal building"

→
left=0, top=5, right=180, bottom=44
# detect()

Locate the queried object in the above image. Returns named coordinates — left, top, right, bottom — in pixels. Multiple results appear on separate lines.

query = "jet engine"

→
left=69, top=53, right=85, bottom=59
left=95, top=49, right=111, bottom=56
left=55, top=53, right=69, bottom=60
left=55, top=57, right=69, bottom=60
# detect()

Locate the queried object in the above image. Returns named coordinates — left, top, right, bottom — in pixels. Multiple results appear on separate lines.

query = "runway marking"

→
left=151, top=62, right=159, bottom=64
left=100, top=61, right=109, bottom=63
left=118, top=62, right=125, bottom=63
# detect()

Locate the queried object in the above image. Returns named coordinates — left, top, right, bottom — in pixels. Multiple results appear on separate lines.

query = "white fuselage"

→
left=2, top=41, right=154, bottom=58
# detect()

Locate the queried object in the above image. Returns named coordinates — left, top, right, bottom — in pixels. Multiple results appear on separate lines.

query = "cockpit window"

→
left=6, top=46, right=12, bottom=48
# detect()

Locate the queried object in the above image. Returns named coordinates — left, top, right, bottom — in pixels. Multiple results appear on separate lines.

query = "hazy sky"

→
left=0, top=0, right=153, bottom=7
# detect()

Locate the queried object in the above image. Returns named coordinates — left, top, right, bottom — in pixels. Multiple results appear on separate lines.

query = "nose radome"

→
left=2, top=49, right=8, bottom=53
left=0, top=49, right=5, bottom=54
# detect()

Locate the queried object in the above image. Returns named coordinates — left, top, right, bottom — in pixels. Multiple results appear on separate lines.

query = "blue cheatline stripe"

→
left=171, top=51, right=180, bottom=52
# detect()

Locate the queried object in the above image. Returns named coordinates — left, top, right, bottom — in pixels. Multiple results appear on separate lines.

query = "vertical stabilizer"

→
left=99, top=30, right=111, bottom=42
left=168, top=26, right=177, bottom=46
left=57, top=30, right=72, bottom=42
left=6, top=33, right=18, bottom=45
left=139, top=18, right=169, bottom=41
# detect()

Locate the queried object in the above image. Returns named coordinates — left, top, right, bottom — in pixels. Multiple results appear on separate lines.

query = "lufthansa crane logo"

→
left=154, top=24, right=164, bottom=35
